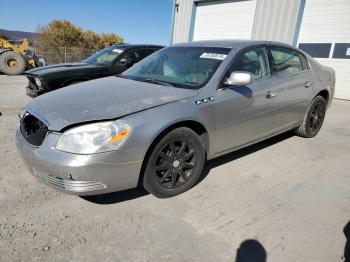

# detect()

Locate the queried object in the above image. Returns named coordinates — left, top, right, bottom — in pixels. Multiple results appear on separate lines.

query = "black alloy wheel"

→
left=309, top=101, right=325, bottom=135
left=143, top=127, right=205, bottom=198
left=294, top=95, right=327, bottom=138
left=154, top=140, right=196, bottom=189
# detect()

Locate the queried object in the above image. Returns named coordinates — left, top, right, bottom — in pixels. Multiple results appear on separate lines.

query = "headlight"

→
left=56, top=121, right=131, bottom=154
left=34, top=77, right=41, bottom=87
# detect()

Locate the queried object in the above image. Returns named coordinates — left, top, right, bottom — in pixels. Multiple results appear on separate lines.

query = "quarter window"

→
left=229, top=47, right=270, bottom=80
left=269, top=47, right=304, bottom=75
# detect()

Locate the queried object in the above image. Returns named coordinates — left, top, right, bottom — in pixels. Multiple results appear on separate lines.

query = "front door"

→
left=214, top=46, right=280, bottom=153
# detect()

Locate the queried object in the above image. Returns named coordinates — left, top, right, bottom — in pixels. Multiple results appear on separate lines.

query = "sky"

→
left=0, top=0, right=174, bottom=45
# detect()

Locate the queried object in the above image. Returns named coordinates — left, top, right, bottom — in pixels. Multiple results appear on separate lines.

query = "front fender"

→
left=120, top=98, right=217, bottom=160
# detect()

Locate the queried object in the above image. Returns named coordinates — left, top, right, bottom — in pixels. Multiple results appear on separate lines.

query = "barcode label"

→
left=200, top=53, right=227, bottom=60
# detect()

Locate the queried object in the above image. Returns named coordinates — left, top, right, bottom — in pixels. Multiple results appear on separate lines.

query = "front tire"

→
left=143, top=127, right=205, bottom=198
left=294, top=95, right=327, bottom=138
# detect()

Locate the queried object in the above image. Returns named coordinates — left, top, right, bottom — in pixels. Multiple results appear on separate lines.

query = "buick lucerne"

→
left=16, top=40, right=335, bottom=198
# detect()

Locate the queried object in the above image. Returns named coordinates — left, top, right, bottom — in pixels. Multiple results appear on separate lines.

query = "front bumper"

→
left=16, top=128, right=144, bottom=196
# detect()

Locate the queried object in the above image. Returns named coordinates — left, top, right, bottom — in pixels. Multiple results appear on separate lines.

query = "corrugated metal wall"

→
left=172, top=0, right=194, bottom=44
left=251, top=0, right=302, bottom=44
left=171, top=0, right=302, bottom=45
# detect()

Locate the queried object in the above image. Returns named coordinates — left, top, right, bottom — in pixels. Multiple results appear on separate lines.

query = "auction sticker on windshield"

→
left=200, top=53, right=227, bottom=60
left=112, top=49, right=124, bottom=53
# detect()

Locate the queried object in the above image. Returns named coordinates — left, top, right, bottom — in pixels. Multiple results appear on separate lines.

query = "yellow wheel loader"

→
left=0, top=38, right=45, bottom=75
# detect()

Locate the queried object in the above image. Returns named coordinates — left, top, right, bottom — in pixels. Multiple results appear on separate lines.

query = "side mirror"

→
left=224, top=71, right=252, bottom=87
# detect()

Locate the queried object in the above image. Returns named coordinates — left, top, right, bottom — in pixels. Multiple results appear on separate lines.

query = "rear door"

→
left=266, top=46, right=314, bottom=128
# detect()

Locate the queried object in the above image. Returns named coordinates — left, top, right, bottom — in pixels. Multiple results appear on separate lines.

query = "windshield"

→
left=83, top=47, right=125, bottom=65
left=121, top=46, right=231, bottom=89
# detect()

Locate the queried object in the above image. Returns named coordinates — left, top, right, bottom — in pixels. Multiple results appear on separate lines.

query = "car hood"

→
left=25, top=76, right=198, bottom=131
left=25, top=63, right=107, bottom=76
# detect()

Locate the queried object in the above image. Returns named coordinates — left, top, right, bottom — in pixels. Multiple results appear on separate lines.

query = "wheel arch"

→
left=137, top=120, right=209, bottom=187
left=316, top=89, right=329, bottom=104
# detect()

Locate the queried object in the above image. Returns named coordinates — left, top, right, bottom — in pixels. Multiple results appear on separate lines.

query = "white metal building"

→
left=171, top=0, right=350, bottom=100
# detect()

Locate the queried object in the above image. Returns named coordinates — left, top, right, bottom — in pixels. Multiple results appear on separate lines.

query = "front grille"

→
left=20, top=113, right=48, bottom=146
left=32, top=168, right=107, bottom=193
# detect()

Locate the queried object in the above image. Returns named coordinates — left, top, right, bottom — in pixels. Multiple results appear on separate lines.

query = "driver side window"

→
left=229, top=47, right=270, bottom=80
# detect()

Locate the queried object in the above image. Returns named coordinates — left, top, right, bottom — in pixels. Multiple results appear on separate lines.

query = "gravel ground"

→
left=0, top=75, right=349, bottom=262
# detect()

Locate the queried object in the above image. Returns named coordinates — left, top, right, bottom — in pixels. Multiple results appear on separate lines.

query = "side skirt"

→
left=207, top=122, right=300, bottom=161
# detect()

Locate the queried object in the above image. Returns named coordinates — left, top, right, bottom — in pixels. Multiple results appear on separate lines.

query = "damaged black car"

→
left=24, top=44, right=163, bottom=97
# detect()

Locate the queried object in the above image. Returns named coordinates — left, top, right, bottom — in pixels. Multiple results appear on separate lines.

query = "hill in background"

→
left=0, top=29, right=39, bottom=40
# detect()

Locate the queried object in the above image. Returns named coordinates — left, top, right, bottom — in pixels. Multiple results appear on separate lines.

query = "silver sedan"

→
left=16, top=40, right=335, bottom=198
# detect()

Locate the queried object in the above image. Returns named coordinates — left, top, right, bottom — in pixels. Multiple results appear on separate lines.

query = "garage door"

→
left=192, top=0, right=257, bottom=41
left=297, top=0, right=350, bottom=100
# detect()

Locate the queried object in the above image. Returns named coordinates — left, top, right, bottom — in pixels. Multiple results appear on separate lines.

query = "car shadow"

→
left=235, top=239, right=267, bottom=262
left=82, top=131, right=294, bottom=205
left=81, top=187, right=149, bottom=205
left=198, top=131, right=294, bottom=184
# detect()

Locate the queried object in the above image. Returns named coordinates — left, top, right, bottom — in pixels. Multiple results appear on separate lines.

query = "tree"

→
left=35, top=19, right=123, bottom=64
left=35, top=20, right=84, bottom=63
left=81, top=30, right=100, bottom=50
left=82, top=31, right=123, bottom=50
left=39, top=20, right=83, bottom=48
left=98, top=33, right=123, bottom=49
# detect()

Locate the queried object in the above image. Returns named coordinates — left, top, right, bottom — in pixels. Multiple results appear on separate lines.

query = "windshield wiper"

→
left=184, top=80, right=199, bottom=86
left=140, top=78, right=174, bottom=87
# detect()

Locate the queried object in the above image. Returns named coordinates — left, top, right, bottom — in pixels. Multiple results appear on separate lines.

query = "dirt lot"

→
left=0, top=75, right=349, bottom=262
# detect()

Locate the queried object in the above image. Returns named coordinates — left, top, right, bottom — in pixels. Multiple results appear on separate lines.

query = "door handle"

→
left=304, top=81, right=312, bottom=88
left=266, top=90, right=276, bottom=99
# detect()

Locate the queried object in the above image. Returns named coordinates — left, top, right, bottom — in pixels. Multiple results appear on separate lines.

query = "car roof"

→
left=108, top=44, right=164, bottom=49
left=172, top=39, right=295, bottom=49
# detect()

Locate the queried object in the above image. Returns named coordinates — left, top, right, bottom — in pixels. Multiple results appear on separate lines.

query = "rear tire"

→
left=294, top=95, right=327, bottom=138
left=143, top=127, right=205, bottom=198
left=0, top=51, right=26, bottom=75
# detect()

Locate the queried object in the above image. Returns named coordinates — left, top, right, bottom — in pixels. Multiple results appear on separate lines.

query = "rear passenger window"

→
left=270, top=47, right=304, bottom=75
left=229, top=47, right=270, bottom=80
